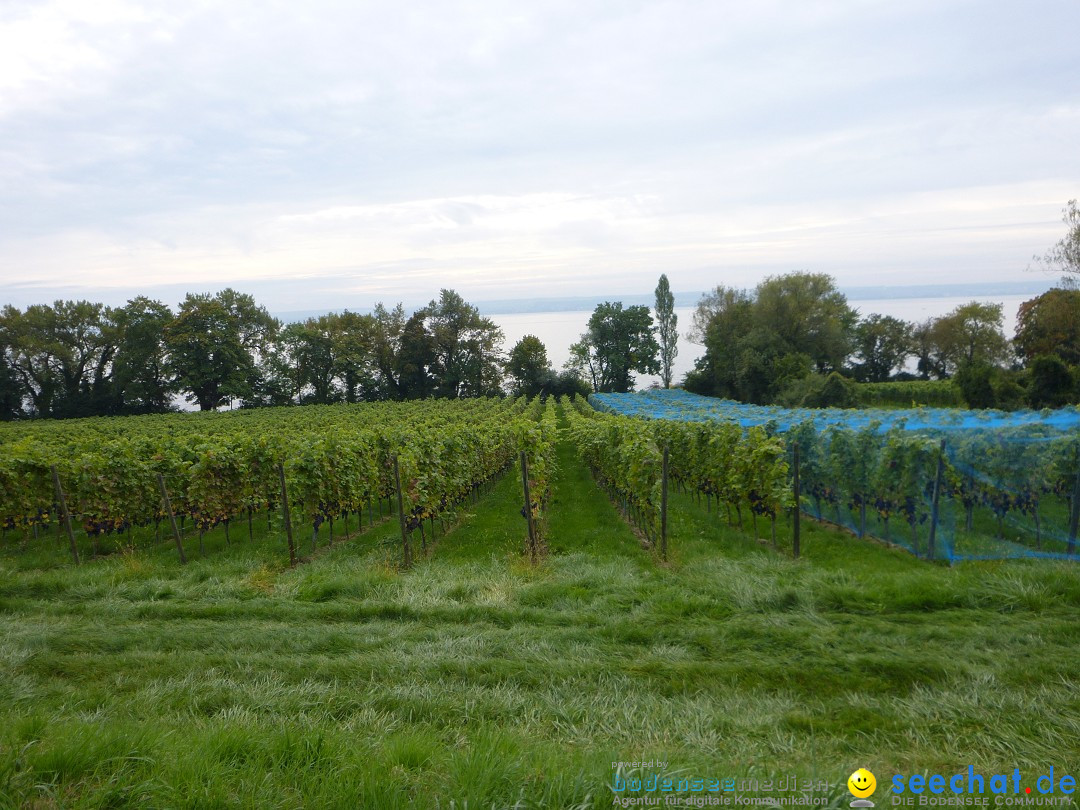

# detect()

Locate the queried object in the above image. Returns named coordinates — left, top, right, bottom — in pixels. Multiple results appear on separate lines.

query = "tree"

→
left=1, top=300, right=119, bottom=417
left=754, top=273, right=856, bottom=373
left=333, top=310, right=378, bottom=402
left=911, top=318, right=948, bottom=380
left=851, top=314, right=912, bottom=382
left=0, top=334, right=24, bottom=419
left=1014, top=288, right=1080, bottom=366
left=568, top=302, right=659, bottom=393
left=1032, top=200, right=1080, bottom=280
left=691, top=273, right=855, bottom=401
left=507, top=335, right=550, bottom=397
left=396, top=311, right=435, bottom=399
left=422, top=290, right=504, bottom=398
left=111, top=297, right=174, bottom=414
left=370, top=303, right=406, bottom=400
left=165, top=289, right=279, bottom=410
left=687, top=285, right=746, bottom=345
left=279, top=318, right=339, bottom=404
left=954, top=360, right=997, bottom=409
left=1028, top=355, right=1074, bottom=409
left=931, top=301, right=1009, bottom=374
left=654, top=274, right=678, bottom=388
left=693, top=287, right=754, bottom=397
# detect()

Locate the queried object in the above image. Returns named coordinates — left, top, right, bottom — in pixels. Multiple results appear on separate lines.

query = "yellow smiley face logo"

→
left=848, top=768, right=877, bottom=798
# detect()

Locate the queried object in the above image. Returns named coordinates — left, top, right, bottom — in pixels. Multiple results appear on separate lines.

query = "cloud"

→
left=0, top=0, right=1078, bottom=307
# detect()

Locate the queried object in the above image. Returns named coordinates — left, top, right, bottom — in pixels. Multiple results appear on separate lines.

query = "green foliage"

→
left=165, top=289, right=279, bottom=411
left=854, top=380, right=963, bottom=408
left=0, top=399, right=531, bottom=557
left=954, top=361, right=997, bottom=409
left=111, top=297, right=175, bottom=414
left=1028, top=354, right=1075, bottom=409
left=692, top=273, right=855, bottom=403
left=654, top=274, right=678, bottom=389
left=507, top=335, right=550, bottom=397
left=852, top=314, right=912, bottom=382
left=0, top=300, right=120, bottom=418
left=932, top=302, right=1010, bottom=374
left=422, top=289, right=505, bottom=398
left=801, top=371, right=858, bottom=408
left=566, top=396, right=663, bottom=541
left=568, top=302, right=659, bottom=393
left=1015, top=288, right=1080, bottom=365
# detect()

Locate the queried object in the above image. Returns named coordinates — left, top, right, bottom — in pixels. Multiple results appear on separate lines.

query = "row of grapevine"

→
left=517, top=397, right=558, bottom=560
left=650, top=419, right=790, bottom=544
left=565, top=395, right=664, bottom=544
left=566, top=397, right=793, bottom=550
left=0, top=398, right=530, bottom=565
left=786, top=421, right=1080, bottom=560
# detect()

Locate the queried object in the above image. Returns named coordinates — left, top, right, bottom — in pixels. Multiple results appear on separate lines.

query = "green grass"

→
left=1, top=404, right=1078, bottom=808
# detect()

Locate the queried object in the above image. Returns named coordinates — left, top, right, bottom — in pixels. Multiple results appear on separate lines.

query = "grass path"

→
left=0, top=405, right=1078, bottom=808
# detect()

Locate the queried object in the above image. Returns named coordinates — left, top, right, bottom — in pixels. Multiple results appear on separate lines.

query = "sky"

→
left=0, top=0, right=1078, bottom=312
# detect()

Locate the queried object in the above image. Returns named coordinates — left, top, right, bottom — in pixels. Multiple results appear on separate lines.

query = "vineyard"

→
left=2, top=396, right=1079, bottom=808
left=3, top=390, right=1079, bottom=568
left=594, top=390, right=1080, bottom=562
left=0, top=397, right=560, bottom=568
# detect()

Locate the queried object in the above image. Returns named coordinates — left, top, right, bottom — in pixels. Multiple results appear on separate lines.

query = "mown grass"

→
left=0, top=404, right=1078, bottom=808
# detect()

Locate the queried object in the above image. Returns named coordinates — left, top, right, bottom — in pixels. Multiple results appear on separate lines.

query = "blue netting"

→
left=592, top=390, right=1080, bottom=563
left=592, top=389, right=1080, bottom=433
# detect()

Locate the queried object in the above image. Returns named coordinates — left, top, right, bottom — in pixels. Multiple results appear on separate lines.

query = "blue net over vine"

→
left=593, top=390, right=1080, bottom=563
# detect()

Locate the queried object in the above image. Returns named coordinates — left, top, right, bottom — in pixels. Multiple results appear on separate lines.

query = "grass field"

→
left=1, top=405, right=1078, bottom=808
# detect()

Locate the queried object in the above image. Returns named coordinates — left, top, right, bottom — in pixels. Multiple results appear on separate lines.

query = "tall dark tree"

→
left=568, top=302, right=659, bottom=393
left=423, top=290, right=504, bottom=398
left=370, top=303, right=406, bottom=400
left=654, top=274, right=678, bottom=388
left=507, top=335, right=551, bottom=397
left=1014, top=288, right=1080, bottom=365
left=0, top=336, right=24, bottom=419
left=111, top=297, right=174, bottom=413
left=851, top=314, right=912, bottom=382
left=911, top=318, right=948, bottom=380
left=396, top=311, right=435, bottom=399
left=333, top=310, right=378, bottom=402
left=1, top=301, right=119, bottom=417
left=165, top=289, right=279, bottom=410
left=688, top=286, right=754, bottom=396
left=281, top=316, right=340, bottom=404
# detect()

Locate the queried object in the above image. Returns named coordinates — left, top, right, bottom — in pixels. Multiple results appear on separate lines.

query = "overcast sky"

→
left=1, top=0, right=1077, bottom=311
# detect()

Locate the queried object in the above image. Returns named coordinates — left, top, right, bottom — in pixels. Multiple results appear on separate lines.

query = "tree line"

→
left=0, top=289, right=546, bottom=418
left=685, top=275, right=1080, bottom=410
left=0, top=274, right=684, bottom=420
left=4, top=196, right=1077, bottom=419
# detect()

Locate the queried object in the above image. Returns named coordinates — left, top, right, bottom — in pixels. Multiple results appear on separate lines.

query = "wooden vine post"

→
left=278, top=463, right=297, bottom=566
left=393, top=454, right=412, bottom=569
left=156, top=473, right=187, bottom=564
left=792, top=442, right=801, bottom=560
left=660, top=445, right=669, bottom=562
left=926, top=439, right=946, bottom=562
left=520, top=451, right=537, bottom=562
left=50, top=465, right=79, bottom=566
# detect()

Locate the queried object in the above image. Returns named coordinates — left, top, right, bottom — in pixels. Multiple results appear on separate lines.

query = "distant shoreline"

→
left=273, top=279, right=1058, bottom=322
